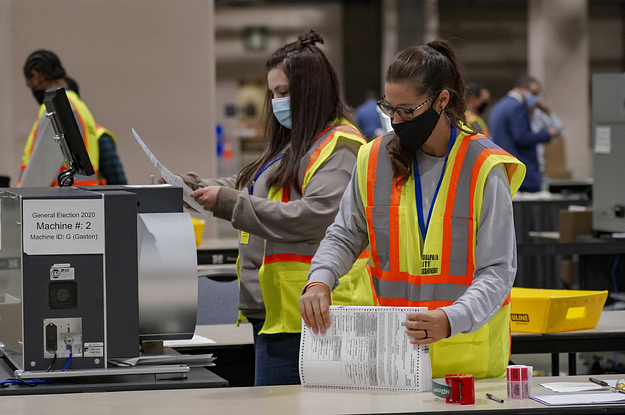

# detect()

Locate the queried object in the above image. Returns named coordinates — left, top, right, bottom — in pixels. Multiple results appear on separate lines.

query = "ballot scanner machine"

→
left=0, top=88, right=210, bottom=388
left=0, top=185, right=200, bottom=377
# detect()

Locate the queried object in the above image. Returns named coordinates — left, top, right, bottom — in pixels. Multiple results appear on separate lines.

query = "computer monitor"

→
left=43, top=87, right=95, bottom=186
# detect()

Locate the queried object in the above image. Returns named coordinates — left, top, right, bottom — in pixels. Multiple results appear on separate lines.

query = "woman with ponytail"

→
left=300, top=39, right=526, bottom=378
left=182, top=30, right=375, bottom=385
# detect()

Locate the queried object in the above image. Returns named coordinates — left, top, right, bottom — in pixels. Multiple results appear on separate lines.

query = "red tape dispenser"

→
left=439, top=374, right=475, bottom=405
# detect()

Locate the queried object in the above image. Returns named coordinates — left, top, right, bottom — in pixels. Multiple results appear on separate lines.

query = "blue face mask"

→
left=523, top=91, right=539, bottom=108
left=272, top=97, right=292, bottom=129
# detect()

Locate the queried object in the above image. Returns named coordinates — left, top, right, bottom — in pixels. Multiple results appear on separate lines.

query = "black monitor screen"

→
left=43, top=87, right=95, bottom=178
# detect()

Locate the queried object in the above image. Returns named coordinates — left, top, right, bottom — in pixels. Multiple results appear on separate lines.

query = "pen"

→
left=486, top=393, right=504, bottom=403
left=589, top=377, right=608, bottom=387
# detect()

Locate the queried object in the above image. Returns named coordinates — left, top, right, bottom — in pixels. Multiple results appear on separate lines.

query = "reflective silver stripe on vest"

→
left=447, top=138, right=486, bottom=276
left=372, top=277, right=469, bottom=303
left=371, top=132, right=396, bottom=272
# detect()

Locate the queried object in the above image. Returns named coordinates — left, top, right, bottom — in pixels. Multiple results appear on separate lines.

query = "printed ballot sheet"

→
left=299, top=306, right=432, bottom=391
left=132, top=128, right=212, bottom=218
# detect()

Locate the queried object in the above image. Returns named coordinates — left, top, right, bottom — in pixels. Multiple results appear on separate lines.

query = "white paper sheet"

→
left=540, top=380, right=618, bottom=393
left=299, top=305, right=432, bottom=391
left=132, top=128, right=212, bottom=218
left=163, top=334, right=216, bottom=347
left=540, top=382, right=607, bottom=393
left=532, top=391, right=625, bottom=406
left=594, top=126, right=612, bottom=154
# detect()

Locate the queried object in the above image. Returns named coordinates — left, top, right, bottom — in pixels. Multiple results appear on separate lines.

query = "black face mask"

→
left=31, top=87, right=45, bottom=105
left=477, top=101, right=489, bottom=115
left=391, top=104, right=442, bottom=153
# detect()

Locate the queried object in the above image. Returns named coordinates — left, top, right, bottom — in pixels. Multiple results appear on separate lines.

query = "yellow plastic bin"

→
left=191, top=217, right=206, bottom=246
left=510, top=287, right=608, bottom=333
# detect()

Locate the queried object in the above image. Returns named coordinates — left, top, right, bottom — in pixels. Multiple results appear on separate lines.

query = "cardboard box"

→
left=543, top=139, right=572, bottom=180
left=559, top=209, right=593, bottom=243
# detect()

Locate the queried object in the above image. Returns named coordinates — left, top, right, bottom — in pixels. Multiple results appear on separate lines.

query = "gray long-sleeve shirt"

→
left=306, top=149, right=517, bottom=337
left=182, top=139, right=362, bottom=320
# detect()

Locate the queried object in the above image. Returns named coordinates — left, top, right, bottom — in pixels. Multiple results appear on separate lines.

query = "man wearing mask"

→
left=489, top=75, right=560, bottom=193
left=466, top=82, right=491, bottom=138
left=20, top=50, right=100, bottom=187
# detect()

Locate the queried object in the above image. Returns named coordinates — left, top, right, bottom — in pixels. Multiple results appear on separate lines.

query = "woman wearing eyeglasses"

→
left=180, top=30, right=375, bottom=386
left=299, top=39, right=526, bottom=379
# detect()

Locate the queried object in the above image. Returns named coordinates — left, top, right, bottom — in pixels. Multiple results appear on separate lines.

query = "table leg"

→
left=552, top=353, right=560, bottom=376
left=568, top=352, right=577, bottom=375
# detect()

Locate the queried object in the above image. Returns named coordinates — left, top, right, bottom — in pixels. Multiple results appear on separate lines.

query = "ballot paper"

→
left=132, top=128, right=212, bottom=218
left=299, top=305, right=432, bottom=391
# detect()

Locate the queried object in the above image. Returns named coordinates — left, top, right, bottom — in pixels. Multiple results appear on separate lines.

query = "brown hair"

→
left=236, top=30, right=354, bottom=194
left=385, top=39, right=471, bottom=185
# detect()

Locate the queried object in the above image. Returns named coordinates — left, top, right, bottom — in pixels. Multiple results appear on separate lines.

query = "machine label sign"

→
left=511, top=314, right=530, bottom=323
left=22, top=199, right=104, bottom=255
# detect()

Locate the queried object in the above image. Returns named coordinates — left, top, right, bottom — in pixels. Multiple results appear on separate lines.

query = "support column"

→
left=0, top=0, right=13, bottom=180
left=343, top=0, right=382, bottom=106
left=528, top=0, right=590, bottom=179
left=381, top=0, right=438, bottom=87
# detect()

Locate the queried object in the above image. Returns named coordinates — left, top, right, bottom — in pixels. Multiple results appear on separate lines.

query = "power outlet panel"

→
left=43, top=317, right=83, bottom=358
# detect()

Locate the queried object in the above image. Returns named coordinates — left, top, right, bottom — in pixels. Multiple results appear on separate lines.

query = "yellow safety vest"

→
left=253, top=122, right=376, bottom=334
left=19, top=89, right=100, bottom=186
left=95, top=125, right=117, bottom=144
left=357, top=125, right=525, bottom=378
left=466, top=110, right=490, bottom=139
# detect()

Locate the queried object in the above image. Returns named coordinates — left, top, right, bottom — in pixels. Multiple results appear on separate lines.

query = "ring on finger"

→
left=422, top=329, right=428, bottom=339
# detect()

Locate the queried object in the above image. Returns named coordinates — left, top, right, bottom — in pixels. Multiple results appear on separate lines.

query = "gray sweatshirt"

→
left=182, top=139, right=362, bottom=320
left=306, top=148, right=517, bottom=337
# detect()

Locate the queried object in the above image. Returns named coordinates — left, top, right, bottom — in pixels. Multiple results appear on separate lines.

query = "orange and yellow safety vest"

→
left=19, top=89, right=100, bottom=186
left=357, top=126, right=525, bottom=378
left=251, top=121, right=376, bottom=334
left=466, top=109, right=490, bottom=138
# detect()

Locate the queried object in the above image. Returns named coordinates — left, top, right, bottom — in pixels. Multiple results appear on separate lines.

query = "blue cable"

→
left=0, top=345, right=72, bottom=387
left=61, top=345, right=73, bottom=371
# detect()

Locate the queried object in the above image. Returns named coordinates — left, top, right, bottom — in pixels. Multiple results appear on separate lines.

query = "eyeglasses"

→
left=377, top=94, right=435, bottom=121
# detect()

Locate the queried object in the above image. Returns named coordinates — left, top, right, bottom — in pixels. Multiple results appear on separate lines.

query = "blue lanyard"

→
left=249, top=155, right=284, bottom=195
left=413, top=124, right=456, bottom=242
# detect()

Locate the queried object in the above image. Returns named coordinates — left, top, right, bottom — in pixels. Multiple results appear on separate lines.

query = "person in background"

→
left=180, top=30, right=375, bottom=386
left=355, top=89, right=384, bottom=141
left=299, top=39, right=526, bottom=379
left=489, top=75, right=559, bottom=193
left=465, top=81, right=491, bottom=138
left=20, top=50, right=100, bottom=186
left=65, top=76, right=128, bottom=185
left=527, top=91, right=565, bottom=174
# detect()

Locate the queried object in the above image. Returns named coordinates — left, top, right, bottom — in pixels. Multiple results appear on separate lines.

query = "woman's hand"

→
left=404, top=309, right=451, bottom=345
left=190, top=186, right=220, bottom=211
left=299, top=284, right=332, bottom=335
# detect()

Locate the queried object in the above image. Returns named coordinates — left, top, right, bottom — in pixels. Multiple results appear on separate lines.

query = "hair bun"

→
left=426, top=42, right=443, bottom=54
left=426, top=40, right=453, bottom=61
left=298, top=29, right=324, bottom=47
